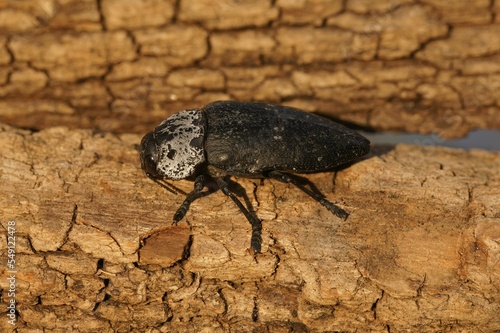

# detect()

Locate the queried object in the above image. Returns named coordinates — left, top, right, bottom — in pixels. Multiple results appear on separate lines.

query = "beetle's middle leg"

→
left=267, top=171, right=349, bottom=220
left=214, top=177, right=262, bottom=253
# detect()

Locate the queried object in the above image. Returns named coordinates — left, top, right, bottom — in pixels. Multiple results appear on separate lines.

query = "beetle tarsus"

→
left=173, top=175, right=207, bottom=224
left=173, top=204, right=188, bottom=224
left=173, top=195, right=194, bottom=224
left=215, top=177, right=262, bottom=253
left=320, top=199, right=349, bottom=220
left=250, top=220, right=262, bottom=254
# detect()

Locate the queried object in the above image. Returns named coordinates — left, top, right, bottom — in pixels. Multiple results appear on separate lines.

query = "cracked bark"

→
left=1, top=1, right=500, bottom=332
left=1, top=123, right=499, bottom=332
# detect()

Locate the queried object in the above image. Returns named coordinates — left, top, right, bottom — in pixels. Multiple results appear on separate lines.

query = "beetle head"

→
left=140, top=131, right=163, bottom=180
left=140, top=109, right=206, bottom=182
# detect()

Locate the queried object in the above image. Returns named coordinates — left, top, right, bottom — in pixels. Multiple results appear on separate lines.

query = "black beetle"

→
left=140, top=101, right=370, bottom=253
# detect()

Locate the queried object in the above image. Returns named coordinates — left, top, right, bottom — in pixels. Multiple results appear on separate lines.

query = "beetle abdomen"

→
left=203, top=101, right=370, bottom=176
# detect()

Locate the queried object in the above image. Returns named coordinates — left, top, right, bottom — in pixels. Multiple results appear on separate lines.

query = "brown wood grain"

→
left=0, top=0, right=499, bottom=138
left=0, top=124, right=499, bottom=332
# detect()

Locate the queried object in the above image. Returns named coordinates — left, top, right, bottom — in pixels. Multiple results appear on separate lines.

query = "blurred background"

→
left=0, top=0, right=499, bottom=150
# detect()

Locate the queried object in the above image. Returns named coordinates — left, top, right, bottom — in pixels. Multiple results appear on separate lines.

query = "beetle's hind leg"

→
left=214, top=177, right=262, bottom=254
left=267, top=171, right=349, bottom=220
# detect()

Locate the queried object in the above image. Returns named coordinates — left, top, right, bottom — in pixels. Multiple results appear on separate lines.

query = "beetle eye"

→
left=142, top=154, right=161, bottom=179
left=140, top=131, right=162, bottom=179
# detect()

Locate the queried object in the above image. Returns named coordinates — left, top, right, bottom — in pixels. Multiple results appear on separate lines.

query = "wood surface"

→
left=1, top=124, right=499, bottom=332
left=0, top=0, right=499, bottom=332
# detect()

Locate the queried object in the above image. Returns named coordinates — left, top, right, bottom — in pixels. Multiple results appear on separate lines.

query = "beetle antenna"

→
left=151, top=178, right=187, bottom=195
left=152, top=178, right=177, bottom=194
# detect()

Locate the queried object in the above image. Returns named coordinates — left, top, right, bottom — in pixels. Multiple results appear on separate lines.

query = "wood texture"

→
left=0, top=0, right=499, bottom=137
left=1, top=124, right=499, bottom=332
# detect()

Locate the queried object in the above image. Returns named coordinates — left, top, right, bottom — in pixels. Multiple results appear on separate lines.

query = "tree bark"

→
left=1, top=124, right=499, bottom=332
left=0, top=0, right=499, bottom=137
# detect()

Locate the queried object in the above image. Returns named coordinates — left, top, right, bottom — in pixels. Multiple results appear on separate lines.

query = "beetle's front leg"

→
left=268, top=171, right=349, bottom=220
left=214, top=177, right=262, bottom=253
left=173, top=175, right=207, bottom=224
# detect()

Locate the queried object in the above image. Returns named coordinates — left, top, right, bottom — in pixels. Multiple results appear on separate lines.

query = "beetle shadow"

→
left=366, top=144, right=395, bottom=157
left=314, top=112, right=374, bottom=133
left=225, top=178, right=260, bottom=218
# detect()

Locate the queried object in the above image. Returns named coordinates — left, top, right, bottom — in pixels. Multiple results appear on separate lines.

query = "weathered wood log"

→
left=0, top=0, right=499, bottom=137
left=1, top=124, right=499, bottom=332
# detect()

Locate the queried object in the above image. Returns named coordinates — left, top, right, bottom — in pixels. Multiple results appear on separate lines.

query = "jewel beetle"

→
left=140, top=101, right=370, bottom=253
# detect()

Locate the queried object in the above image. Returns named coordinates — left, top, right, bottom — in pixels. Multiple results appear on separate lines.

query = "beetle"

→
left=140, top=101, right=370, bottom=253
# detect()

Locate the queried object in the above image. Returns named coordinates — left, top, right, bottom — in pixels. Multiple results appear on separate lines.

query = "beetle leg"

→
left=214, top=177, right=262, bottom=253
left=267, top=171, right=349, bottom=220
left=173, top=175, right=208, bottom=224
